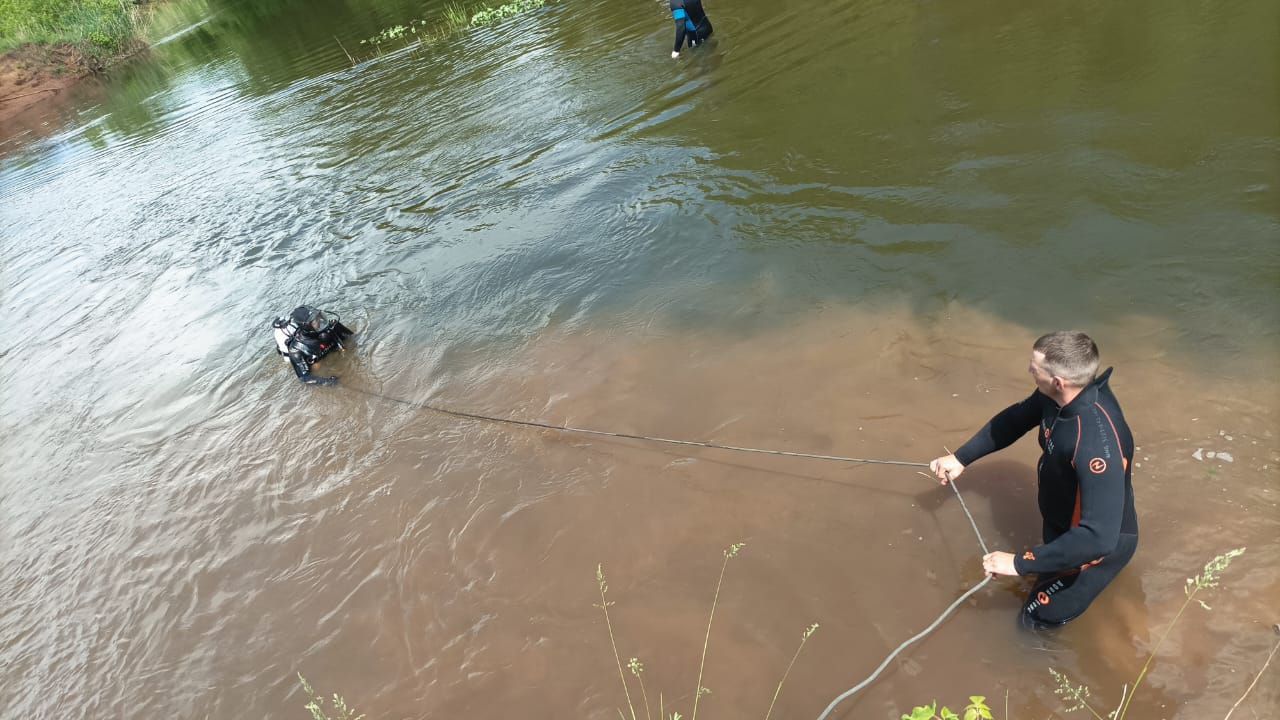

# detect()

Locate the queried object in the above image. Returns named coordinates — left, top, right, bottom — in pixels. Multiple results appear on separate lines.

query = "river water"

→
left=1, top=0, right=1278, bottom=717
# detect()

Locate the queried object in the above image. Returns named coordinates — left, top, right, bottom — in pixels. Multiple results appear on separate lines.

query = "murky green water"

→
left=1, top=0, right=1277, bottom=717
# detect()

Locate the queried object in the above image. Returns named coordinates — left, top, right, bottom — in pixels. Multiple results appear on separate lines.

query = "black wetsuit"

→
left=954, top=368, right=1138, bottom=628
left=670, top=0, right=713, bottom=53
left=275, top=321, right=353, bottom=385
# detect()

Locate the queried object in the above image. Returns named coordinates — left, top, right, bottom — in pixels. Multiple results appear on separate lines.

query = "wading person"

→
left=929, top=331, right=1138, bottom=628
left=271, top=305, right=354, bottom=386
left=669, top=0, right=713, bottom=58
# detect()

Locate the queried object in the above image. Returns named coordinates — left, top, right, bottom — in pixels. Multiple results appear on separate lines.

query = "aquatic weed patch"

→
left=358, top=18, right=429, bottom=48
left=350, top=0, right=548, bottom=62
left=468, top=0, right=544, bottom=27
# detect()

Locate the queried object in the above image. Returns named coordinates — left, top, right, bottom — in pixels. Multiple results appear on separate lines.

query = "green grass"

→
left=0, top=0, right=144, bottom=61
left=441, top=1, right=468, bottom=29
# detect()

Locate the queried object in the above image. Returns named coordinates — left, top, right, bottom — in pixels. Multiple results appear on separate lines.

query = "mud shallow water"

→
left=1, top=0, right=1277, bottom=717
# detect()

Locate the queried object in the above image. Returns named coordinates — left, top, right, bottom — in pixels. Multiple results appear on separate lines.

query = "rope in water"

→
left=948, top=476, right=990, bottom=555
left=346, top=385, right=929, bottom=468
left=344, top=385, right=992, bottom=718
left=815, top=576, right=993, bottom=720
left=815, top=477, right=992, bottom=720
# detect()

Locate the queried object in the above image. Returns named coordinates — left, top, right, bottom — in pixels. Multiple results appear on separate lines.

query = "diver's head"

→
left=289, top=305, right=334, bottom=336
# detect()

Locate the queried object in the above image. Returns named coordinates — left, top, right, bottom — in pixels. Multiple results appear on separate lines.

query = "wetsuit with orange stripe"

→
left=954, top=368, right=1138, bottom=628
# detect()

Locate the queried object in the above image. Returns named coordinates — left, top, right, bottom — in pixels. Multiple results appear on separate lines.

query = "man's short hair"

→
left=1033, top=331, right=1100, bottom=387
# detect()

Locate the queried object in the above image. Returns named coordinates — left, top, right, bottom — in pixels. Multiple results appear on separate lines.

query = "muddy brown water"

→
left=2, top=0, right=1278, bottom=717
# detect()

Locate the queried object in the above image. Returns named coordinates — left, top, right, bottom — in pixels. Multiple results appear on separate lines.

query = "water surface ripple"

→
left=1, top=0, right=1277, bottom=717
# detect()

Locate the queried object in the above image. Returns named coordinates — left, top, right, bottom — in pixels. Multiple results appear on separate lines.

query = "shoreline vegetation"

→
left=1, top=0, right=151, bottom=124
left=0, top=0, right=150, bottom=63
left=0, top=0, right=549, bottom=128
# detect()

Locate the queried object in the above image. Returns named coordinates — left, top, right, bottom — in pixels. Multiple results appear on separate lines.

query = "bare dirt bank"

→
left=0, top=44, right=87, bottom=125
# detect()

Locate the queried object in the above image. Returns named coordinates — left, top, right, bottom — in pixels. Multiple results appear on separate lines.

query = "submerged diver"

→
left=271, top=305, right=354, bottom=385
left=929, top=331, right=1138, bottom=629
left=669, top=0, right=713, bottom=58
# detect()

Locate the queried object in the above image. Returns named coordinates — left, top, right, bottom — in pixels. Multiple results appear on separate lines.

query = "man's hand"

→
left=982, top=551, right=1018, bottom=577
left=671, top=51, right=680, bottom=59
left=929, top=454, right=965, bottom=485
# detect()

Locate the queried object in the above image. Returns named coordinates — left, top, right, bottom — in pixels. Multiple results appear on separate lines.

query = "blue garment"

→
left=668, top=0, right=712, bottom=53
left=672, top=9, right=696, bottom=32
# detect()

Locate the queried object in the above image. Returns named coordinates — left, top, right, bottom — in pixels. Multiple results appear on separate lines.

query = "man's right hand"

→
left=929, top=454, right=965, bottom=485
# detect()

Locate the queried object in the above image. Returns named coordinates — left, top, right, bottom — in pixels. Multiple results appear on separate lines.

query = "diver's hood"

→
left=289, top=306, right=335, bottom=336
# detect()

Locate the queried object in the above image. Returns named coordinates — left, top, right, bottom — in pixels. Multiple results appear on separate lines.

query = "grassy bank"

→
left=0, top=0, right=148, bottom=67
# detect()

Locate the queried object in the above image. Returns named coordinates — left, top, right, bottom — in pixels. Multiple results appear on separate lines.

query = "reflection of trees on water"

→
left=90, top=0, right=450, bottom=137
left=45, top=0, right=1280, bottom=371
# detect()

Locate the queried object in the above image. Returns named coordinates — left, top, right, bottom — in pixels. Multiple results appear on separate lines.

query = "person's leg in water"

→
left=695, top=17, right=713, bottom=44
left=1019, top=532, right=1138, bottom=631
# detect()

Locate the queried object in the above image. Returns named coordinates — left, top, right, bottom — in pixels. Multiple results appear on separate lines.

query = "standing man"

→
left=930, top=331, right=1138, bottom=628
left=669, top=0, right=713, bottom=59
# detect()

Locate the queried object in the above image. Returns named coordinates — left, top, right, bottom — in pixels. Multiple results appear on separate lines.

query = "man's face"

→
left=1028, top=350, right=1057, bottom=396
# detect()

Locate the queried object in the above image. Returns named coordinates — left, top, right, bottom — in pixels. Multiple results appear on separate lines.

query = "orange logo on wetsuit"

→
left=1088, top=457, right=1107, bottom=474
left=1023, top=551, right=1036, bottom=561
left=1036, top=591, right=1051, bottom=606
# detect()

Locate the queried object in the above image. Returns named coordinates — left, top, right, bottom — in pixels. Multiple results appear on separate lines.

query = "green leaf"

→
left=963, top=710, right=978, bottom=720
left=979, top=709, right=992, bottom=720
left=941, top=708, right=959, bottom=720
left=969, top=696, right=987, bottom=706
left=907, top=703, right=937, bottom=720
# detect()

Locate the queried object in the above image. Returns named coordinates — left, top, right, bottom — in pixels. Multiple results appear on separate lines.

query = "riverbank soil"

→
left=0, top=44, right=87, bottom=124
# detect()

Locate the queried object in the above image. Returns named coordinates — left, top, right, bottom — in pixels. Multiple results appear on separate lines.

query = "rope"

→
left=342, top=384, right=990, bottom=718
left=345, top=386, right=928, bottom=468
left=815, top=576, right=992, bottom=720
left=948, top=477, right=990, bottom=555
left=816, top=477, right=992, bottom=719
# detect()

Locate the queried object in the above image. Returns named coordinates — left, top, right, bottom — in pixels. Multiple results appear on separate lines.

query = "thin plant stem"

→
left=598, top=565, right=638, bottom=720
left=1114, top=548, right=1246, bottom=718
left=1004, top=688, right=1009, bottom=720
left=631, top=659, right=653, bottom=720
left=639, top=679, right=652, bottom=720
left=1116, top=592, right=1197, bottom=719
left=692, top=544, right=742, bottom=720
left=763, top=624, right=818, bottom=720
left=333, top=35, right=355, bottom=66
left=1222, top=634, right=1280, bottom=720
left=1111, top=683, right=1128, bottom=720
